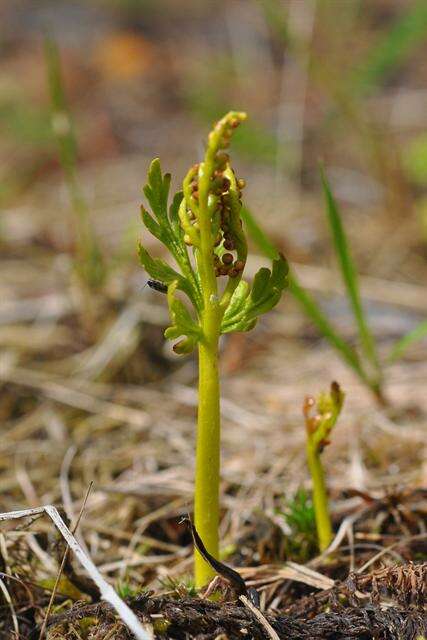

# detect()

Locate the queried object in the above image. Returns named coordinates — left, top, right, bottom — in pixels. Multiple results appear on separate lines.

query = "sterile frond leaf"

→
left=220, top=255, right=288, bottom=334
left=143, top=158, right=171, bottom=223
left=164, top=281, right=201, bottom=355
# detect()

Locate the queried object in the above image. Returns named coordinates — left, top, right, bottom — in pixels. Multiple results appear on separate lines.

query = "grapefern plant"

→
left=138, top=112, right=288, bottom=586
left=303, top=382, right=345, bottom=551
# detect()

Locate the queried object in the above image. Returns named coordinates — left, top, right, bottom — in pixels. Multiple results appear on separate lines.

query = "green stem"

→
left=195, top=327, right=221, bottom=587
left=194, top=138, right=222, bottom=588
left=306, top=442, right=333, bottom=552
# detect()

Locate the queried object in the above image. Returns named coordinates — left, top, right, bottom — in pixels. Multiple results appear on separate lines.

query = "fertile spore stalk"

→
left=138, top=112, right=288, bottom=587
left=303, top=381, right=344, bottom=552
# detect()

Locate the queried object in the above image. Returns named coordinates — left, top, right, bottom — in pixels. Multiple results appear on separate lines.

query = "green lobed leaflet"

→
left=139, top=140, right=288, bottom=353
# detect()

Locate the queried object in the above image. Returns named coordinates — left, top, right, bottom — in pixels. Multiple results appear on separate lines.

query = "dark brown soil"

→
left=39, top=576, right=427, bottom=640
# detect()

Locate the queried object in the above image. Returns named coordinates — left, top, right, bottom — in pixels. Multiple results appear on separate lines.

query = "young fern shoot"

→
left=303, top=382, right=345, bottom=552
left=138, top=112, right=288, bottom=587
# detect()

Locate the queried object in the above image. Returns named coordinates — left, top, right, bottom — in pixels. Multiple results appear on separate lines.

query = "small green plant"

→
left=116, top=580, right=146, bottom=600
left=277, top=489, right=317, bottom=562
left=44, top=35, right=105, bottom=292
left=303, top=381, right=344, bottom=552
left=138, top=111, right=288, bottom=586
left=158, top=575, right=198, bottom=599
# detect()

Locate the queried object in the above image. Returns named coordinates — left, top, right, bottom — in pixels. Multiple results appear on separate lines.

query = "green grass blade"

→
left=44, top=35, right=79, bottom=182
left=352, top=0, right=427, bottom=95
left=241, top=206, right=369, bottom=384
left=288, top=274, right=369, bottom=384
left=389, top=319, right=427, bottom=362
left=241, top=206, right=279, bottom=260
left=44, top=35, right=105, bottom=290
left=320, top=167, right=380, bottom=375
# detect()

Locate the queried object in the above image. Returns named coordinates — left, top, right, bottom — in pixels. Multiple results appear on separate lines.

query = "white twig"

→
left=0, top=505, right=152, bottom=640
left=239, top=595, right=280, bottom=640
left=39, top=483, right=93, bottom=639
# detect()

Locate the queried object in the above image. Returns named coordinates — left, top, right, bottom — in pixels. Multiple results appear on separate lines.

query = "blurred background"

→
left=0, top=0, right=426, bottom=587
left=3, top=0, right=427, bottom=259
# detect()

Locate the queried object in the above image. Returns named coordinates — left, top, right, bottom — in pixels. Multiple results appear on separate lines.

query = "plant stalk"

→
left=306, top=442, right=333, bottom=552
left=194, top=141, right=222, bottom=588
left=195, top=326, right=221, bottom=587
